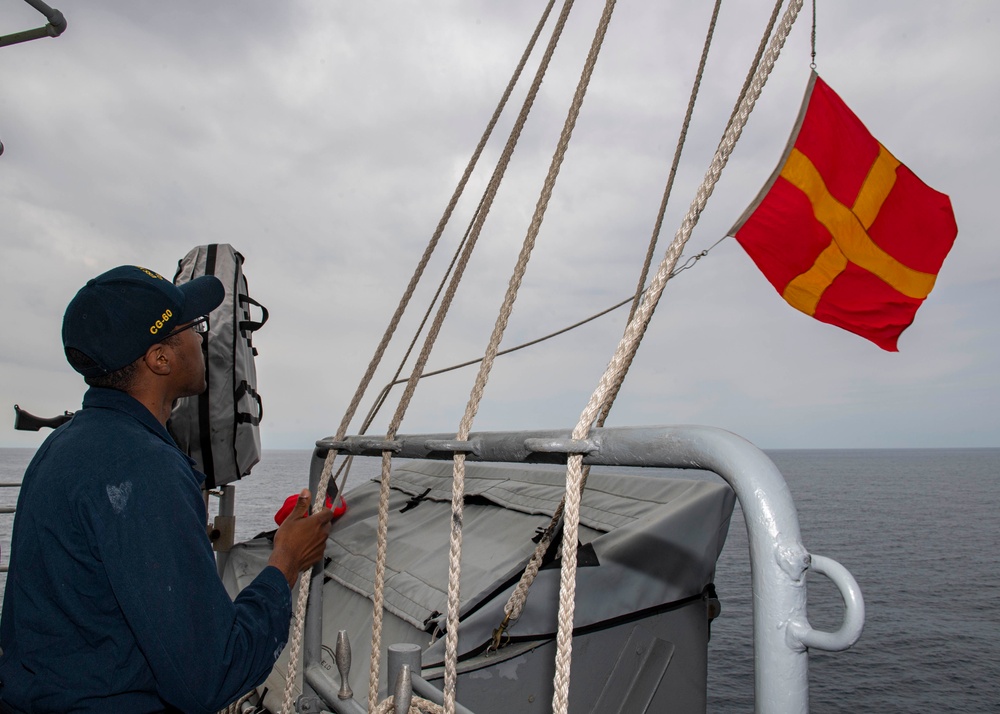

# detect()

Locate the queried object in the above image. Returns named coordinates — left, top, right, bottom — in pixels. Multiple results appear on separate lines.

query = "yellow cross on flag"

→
left=730, top=73, right=958, bottom=351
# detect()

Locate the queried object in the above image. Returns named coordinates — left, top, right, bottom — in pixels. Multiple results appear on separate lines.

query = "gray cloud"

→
left=2, top=0, right=997, bottom=450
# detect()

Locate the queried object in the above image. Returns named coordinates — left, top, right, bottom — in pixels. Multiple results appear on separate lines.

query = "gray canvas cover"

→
left=169, top=244, right=267, bottom=487
left=225, top=460, right=735, bottom=667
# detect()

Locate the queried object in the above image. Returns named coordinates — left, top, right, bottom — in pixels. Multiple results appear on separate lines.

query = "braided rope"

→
left=724, top=0, right=786, bottom=140
left=364, top=452, right=395, bottom=710
left=354, top=0, right=560, bottom=442
left=277, top=0, right=801, bottom=710
left=498, top=0, right=727, bottom=630
left=627, top=0, right=724, bottom=326
left=441, top=2, right=619, bottom=711
left=217, top=691, right=255, bottom=714
left=278, top=4, right=563, bottom=712
left=503, top=500, right=563, bottom=623
left=373, top=695, right=445, bottom=714
left=381, top=0, right=577, bottom=442
left=456, top=0, right=617, bottom=443
left=596, top=0, right=786, bottom=431
left=441, top=451, right=466, bottom=713
left=370, top=3, right=581, bottom=711
left=550, top=4, right=804, bottom=712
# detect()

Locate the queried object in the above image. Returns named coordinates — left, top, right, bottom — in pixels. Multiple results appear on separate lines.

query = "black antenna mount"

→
left=0, top=0, right=67, bottom=49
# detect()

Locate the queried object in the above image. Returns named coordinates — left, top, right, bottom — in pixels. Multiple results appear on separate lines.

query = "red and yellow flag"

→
left=730, top=73, right=958, bottom=351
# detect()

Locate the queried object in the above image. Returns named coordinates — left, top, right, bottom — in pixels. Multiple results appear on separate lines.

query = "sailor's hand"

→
left=268, top=489, right=334, bottom=589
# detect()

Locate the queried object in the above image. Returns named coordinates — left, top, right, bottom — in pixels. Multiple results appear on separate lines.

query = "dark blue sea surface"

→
left=706, top=448, right=1000, bottom=713
left=1, top=447, right=997, bottom=712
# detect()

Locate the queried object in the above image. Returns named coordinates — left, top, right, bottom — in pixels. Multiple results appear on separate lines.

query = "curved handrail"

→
left=307, top=424, right=866, bottom=714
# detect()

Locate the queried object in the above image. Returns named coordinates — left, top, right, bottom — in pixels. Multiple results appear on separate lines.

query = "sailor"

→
left=0, top=266, right=334, bottom=713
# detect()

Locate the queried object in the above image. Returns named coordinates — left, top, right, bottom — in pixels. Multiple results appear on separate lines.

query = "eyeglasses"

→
left=168, top=316, right=209, bottom=337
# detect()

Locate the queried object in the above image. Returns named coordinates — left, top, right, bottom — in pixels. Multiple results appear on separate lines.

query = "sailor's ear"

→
left=142, top=342, right=172, bottom=376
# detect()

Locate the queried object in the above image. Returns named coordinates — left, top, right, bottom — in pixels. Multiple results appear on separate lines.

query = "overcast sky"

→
left=1, top=0, right=997, bottom=452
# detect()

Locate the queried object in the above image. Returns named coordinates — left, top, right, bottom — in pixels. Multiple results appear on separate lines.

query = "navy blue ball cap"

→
left=62, top=265, right=224, bottom=378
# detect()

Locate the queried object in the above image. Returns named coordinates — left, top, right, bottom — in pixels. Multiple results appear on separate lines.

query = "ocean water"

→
left=1, top=446, right=997, bottom=712
left=706, top=449, right=1000, bottom=713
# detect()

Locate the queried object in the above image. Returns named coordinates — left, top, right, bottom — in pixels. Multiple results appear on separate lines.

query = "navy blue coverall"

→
left=0, top=388, right=291, bottom=713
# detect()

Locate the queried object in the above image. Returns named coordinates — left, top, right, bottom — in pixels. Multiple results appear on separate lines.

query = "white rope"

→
left=550, top=3, right=805, bottom=711
left=367, top=3, right=581, bottom=710
left=441, top=1, right=618, bottom=712
left=372, top=695, right=445, bottom=714
left=627, top=0, right=724, bottom=325
left=217, top=690, right=255, bottom=714
left=498, top=0, right=731, bottom=632
left=276, top=0, right=802, bottom=710
left=276, top=3, right=564, bottom=711
left=598, top=0, right=789, bottom=430
left=353, top=0, right=561, bottom=443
